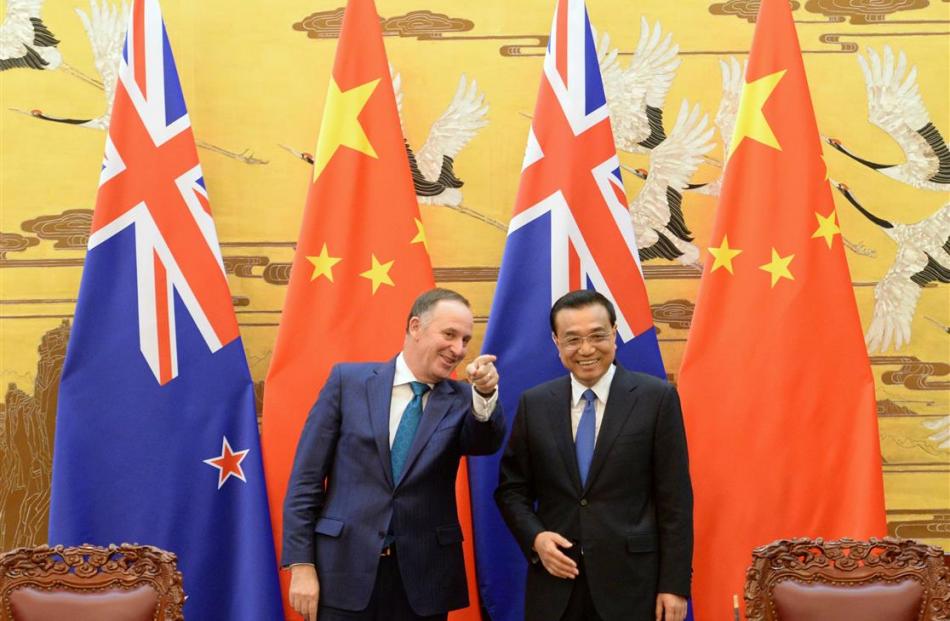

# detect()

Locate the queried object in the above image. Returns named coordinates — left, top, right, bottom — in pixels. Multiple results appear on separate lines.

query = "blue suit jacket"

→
left=282, top=358, right=506, bottom=615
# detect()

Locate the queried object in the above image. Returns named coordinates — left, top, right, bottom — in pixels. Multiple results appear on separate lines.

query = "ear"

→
left=551, top=332, right=558, bottom=347
left=408, top=316, right=422, bottom=338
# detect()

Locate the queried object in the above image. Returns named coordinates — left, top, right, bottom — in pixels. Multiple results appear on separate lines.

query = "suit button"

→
left=378, top=531, right=385, bottom=538
left=580, top=498, right=588, bottom=506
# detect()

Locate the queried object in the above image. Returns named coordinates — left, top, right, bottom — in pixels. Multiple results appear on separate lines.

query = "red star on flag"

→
left=203, top=437, right=250, bottom=489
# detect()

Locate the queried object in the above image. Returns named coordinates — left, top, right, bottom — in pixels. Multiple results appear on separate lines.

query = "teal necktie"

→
left=391, top=381, right=429, bottom=483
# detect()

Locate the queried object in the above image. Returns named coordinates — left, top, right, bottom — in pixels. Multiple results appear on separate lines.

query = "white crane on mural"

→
left=692, top=56, right=746, bottom=198
left=825, top=46, right=950, bottom=191
left=395, top=75, right=491, bottom=204
left=283, top=69, right=503, bottom=230
left=24, top=0, right=127, bottom=129
left=0, top=0, right=61, bottom=71
left=393, top=70, right=504, bottom=230
left=628, top=101, right=714, bottom=267
left=596, top=17, right=680, bottom=154
left=11, top=0, right=265, bottom=164
left=924, top=417, right=949, bottom=450
left=74, top=0, right=123, bottom=127
left=595, top=19, right=715, bottom=266
left=834, top=182, right=949, bottom=352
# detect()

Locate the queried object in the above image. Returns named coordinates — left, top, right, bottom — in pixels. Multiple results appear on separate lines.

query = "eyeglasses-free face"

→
left=552, top=304, right=617, bottom=387
left=405, top=300, right=473, bottom=384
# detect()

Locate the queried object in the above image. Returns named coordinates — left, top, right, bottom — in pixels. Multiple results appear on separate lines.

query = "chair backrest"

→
left=744, top=538, right=950, bottom=621
left=0, top=544, right=184, bottom=621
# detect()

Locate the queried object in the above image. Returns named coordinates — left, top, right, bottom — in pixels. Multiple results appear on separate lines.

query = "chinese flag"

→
left=677, top=1, right=887, bottom=619
left=260, top=0, right=480, bottom=618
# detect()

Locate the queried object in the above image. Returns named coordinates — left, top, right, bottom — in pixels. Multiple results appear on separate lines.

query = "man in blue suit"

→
left=283, top=288, right=506, bottom=621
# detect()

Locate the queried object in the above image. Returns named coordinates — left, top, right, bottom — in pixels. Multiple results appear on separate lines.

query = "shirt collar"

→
left=394, top=352, right=432, bottom=388
left=570, top=363, right=616, bottom=407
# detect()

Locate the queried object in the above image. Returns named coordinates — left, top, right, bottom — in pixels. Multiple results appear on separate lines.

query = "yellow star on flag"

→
left=306, top=243, right=342, bottom=282
left=312, top=77, right=380, bottom=181
left=411, top=218, right=428, bottom=252
left=708, top=235, right=743, bottom=274
left=759, top=248, right=795, bottom=287
left=360, top=254, right=395, bottom=294
left=730, top=69, right=786, bottom=155
left=811, top=210, right=840, bottom=248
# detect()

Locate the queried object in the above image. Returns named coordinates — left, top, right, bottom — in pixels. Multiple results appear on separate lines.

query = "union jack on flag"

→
left=49, top=1, right=284, bottom=618
left=511, top=0, right=655, bottom=341
left=90, top=0, right=237, bottom=385
left=468, top=1, right=668, bottom=619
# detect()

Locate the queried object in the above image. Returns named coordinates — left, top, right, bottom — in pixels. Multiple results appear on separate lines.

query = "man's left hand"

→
left=656, top=593, right=687, bottom=621
left=466, top=354, right=498, bottom=396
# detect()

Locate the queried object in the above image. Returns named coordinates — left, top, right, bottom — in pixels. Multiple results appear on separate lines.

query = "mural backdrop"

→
left=1, top=0, right=948, bottom=558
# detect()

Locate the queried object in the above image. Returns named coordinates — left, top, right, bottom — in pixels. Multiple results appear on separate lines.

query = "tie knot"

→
left=582, top=389, right=596, bottom=405
left=410, top=381, right=430, bottom=397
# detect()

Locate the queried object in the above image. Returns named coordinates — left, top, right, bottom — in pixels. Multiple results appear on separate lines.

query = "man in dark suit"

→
left=283, top=288, right=506, bottom=621
left=495, top=290, right=692, bottom=621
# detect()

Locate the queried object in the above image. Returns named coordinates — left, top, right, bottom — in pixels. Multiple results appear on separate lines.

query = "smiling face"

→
left=552, top=303, right=617, bottom=387
left=404, top=299, right=473, bottom=384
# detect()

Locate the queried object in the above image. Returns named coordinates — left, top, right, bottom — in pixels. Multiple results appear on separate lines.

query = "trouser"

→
left=560, top=557, right=603, bottom=621
left=317, top=546, right=448, bottom=621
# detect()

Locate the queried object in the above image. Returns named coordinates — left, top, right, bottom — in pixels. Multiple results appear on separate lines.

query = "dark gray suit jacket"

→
left=495, top=364, right=692, bottom=621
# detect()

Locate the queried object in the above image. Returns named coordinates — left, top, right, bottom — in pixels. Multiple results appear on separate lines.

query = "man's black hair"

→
left=549, top=289, right=617, bottom=333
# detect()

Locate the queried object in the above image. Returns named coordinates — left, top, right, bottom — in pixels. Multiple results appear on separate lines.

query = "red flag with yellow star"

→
left=260, top=1, right=480, bottom=618
left=677, top=1, right=887, bottom=619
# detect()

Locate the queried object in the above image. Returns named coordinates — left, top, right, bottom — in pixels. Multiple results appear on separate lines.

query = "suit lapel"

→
left=366, top=359, right=397, bottom=488
left=583, top=366, right=639, bottom=494
left=397, top=378, right=454, bottom=487
left=549, top=377, right=583, bottom=493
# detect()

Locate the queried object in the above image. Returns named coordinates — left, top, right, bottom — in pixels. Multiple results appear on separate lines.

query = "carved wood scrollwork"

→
left=0, top=543, right=185, bottom=621
left=744, top=537, right=950, bottom=621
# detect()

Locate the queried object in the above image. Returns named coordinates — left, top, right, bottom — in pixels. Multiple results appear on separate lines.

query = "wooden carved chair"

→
left=0, top=543, right=184, bottom=621
left=744, top=538, right=950, bottom=621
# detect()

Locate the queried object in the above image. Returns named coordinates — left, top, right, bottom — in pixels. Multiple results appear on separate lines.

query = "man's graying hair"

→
left=406, top=288, right=470, bottom=331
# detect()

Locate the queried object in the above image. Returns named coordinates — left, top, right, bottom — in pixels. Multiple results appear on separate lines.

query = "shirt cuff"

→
left=471, top=385, right=498, bottom=421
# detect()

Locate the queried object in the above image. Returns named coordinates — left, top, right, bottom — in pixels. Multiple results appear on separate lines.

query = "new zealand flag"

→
left=48, top=1, right=284, bottom=618
left=467, top=1, right=669, bottom=619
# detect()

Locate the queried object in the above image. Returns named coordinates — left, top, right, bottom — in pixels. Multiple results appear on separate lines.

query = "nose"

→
left=577, top=338, right=596, bottom=355
left=450, top=338, right=466, bottom=358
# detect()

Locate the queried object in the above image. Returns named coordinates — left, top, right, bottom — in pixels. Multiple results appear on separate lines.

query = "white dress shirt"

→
left=389, top=353, right=497, bottom=447
left=569, top=363, right=616, bottom=442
